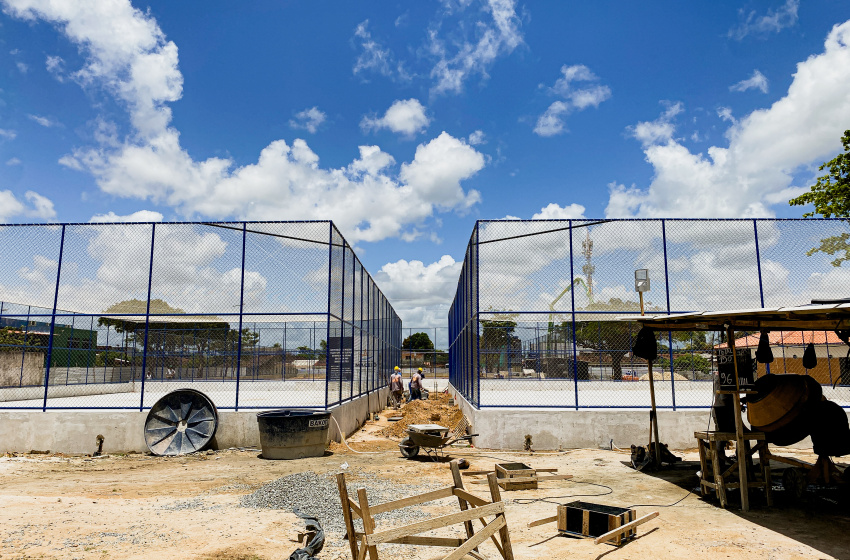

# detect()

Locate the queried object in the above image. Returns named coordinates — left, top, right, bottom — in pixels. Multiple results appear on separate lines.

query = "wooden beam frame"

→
left=337, top=459, right=514, bottom=560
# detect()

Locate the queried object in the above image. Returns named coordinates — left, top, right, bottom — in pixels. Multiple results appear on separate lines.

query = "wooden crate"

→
left=557, top=501, right=636, bottom=545
left=495, top=462, right=537, bottom=490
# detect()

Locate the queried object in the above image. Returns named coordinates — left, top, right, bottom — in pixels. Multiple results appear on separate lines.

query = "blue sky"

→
left=1, top=0, right=849, bottom=327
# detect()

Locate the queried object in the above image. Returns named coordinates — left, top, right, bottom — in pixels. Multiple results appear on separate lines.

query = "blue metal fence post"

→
left=339, top=244, right=346, bottom=404
left=19, top=305, right=31, bottom=387
left=753, top=219, right=771, bottom=375
left=138, top=223, right=156, bottom=411
left=42, top=225, right=66, bottom=411
left=569, top=221, right=579, bottom=410
left=662, top=220, right=676, bottom=410
left=234, top=223, right=247, bottom=411
left=475, top=223, right=481, bottom=408
left=325, top=222, right=333, bottom=410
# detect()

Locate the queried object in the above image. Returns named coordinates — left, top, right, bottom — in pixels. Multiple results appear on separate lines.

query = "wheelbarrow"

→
left=398, top=424, right=476, bottom=461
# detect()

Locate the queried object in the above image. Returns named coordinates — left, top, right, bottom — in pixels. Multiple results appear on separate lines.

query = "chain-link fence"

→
left=0, top=222, right=401, bottom=410
left=449, top=219, right=850, bottom=409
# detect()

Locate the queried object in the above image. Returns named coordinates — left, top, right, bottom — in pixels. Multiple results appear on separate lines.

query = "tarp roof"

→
left=619, top=302, right=850, bottom=332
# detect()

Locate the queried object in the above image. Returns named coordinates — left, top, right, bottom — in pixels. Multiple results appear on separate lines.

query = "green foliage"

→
left=0, top=327, right=38, bottom=352
left=570, top=298, right=662, bottom=380
left=658, top=353, right=712, bottom=375
left=94, top=351, right=128, bottom=367
left=789, top=129, right=850, bottom=266
left=402, top=332, right=435, bottom=350
left=479, top=311, right=518, bottom=372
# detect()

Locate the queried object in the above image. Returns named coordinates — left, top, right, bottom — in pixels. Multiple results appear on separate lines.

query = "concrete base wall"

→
left=451, top=385, right=831, bottom=451
left=0, top=387, right=389, bottom=455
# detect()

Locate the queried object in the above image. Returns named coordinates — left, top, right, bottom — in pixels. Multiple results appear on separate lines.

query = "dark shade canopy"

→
left=619, top=302, right=850, bottom=332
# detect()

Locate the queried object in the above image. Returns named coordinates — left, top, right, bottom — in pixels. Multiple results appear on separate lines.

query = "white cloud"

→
left=89, top=210, right=164, bottom=222
left=716, top=106, right=736, bottom=123
left=58, top=154, right=84, bottom=171
left=353, top=20, right=396, bottom=78
left=0, top=128, right=17, bottom=140
left=289, top=106, right=326, bottom=134
left=5, top=157, right=21, bottom=166
left=606, top=21, right=850, bottom=219
left=628, top=102, right=682, bottom=147
left=730, top=69, right=769, bottom=93
left=531, top=203, right=586, bottom=220
left=3, top=0, right=485, bottom=245
left=729, top=0, right=799, bottom=40
left=0, top=190, right=56, bottom=222
left=373, top=255, right=462, bottom=329
left=467, top=130, right=486, bottom=145
left=361, top=98, right=430, bottom=136
left=399, top=132, right=484, bottom=211
left=45, top=54, right=65, bottom=80
left=429, top=0, right=523, bottom=95
left=16, top=61, right=28, bottom=73
left=534, top=64, right=611, bottom=137
left=28, top=114, right=59, bottom=127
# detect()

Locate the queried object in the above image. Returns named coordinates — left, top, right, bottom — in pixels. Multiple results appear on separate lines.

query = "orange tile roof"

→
left=717, top=330, right=845, bottom=348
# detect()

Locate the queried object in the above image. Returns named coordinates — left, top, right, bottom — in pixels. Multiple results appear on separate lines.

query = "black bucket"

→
left=257, top=409, right=331, bottom=460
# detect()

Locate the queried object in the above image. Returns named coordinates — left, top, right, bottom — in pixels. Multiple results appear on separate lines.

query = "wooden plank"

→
left=487, top=473, right=514, bottom=560
left=582, top=510, right=589, bottom=536
left=471, top=475, right=571, bottom=485
left=452, top=488, right=491, bottom=508
left=709, top=440, right=726, bottom=508
left=442, top=516, right=506, bottom=560
left=727, top=326, right=750, bottom=513
left=608, top=513, right=621, bottom=546
left=593, top=512, right=658, bottom=545
left=450, top=460, right=476, bottom=550
left=368, top=486, right=455, bottom=515
left=462, top=470, right=496, bottom=476
left=386, top=536, right=465, bottom=547
left=336, top=473, right=360, bottom=560
left=527, top=515, right=558, bottom=528
left=348, top=498, right=362, bottom=519
left=764, top=454, right=812, bottom=468
left=365, top=502, right=505, bottom=545
left=357, top=488, right=379, bottom=560
left=697, top=438, right=709, bottom=497
left=557, top=505, right=566, bottom=532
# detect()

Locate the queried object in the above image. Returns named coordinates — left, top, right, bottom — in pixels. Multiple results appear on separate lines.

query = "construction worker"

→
left=390, top=366, right=404, bottom=407
left=409, top=367, right=423, bottom=401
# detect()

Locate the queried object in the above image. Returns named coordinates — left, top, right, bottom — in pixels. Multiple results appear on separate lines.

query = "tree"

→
left=479, top=311, right=518, bottom=373
left=402, top=332, right=435, bottom=350
left=0, top=327, right=37, bottom=352
left=789, top=129, right=850, bottom=266
left=570, top=297, right=662, bottom=380
left=658, top=354, right=712, bottom=377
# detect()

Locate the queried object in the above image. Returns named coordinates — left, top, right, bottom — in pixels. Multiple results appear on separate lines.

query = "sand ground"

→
left=1, top=407, right=849, bottom=560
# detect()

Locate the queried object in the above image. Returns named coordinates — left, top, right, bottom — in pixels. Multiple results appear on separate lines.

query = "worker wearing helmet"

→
left=390, top=366, right=404, bottom=408
left=409, top=368, right=423, bottom=401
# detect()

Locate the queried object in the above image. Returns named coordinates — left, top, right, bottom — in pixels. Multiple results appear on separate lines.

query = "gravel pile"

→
left=240, top=469, right=445, bottom=535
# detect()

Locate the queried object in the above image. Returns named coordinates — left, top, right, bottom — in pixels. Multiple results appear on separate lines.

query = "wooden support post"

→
left=337, top=473, right=360, bottom=560
left=727, top=325, right=750, bottom=512
left=357, top=488, right=379, bottom=560
left=486, top=472, right=515, bottom=560
left=647, top=357, right=662, bottom=466
left=450, top=460, right=477, bottom=547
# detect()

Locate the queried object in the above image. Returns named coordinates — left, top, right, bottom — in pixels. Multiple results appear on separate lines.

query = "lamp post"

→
left=635, top=268, right=661, bottom=466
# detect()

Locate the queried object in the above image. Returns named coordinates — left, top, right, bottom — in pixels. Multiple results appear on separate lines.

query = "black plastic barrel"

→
left=257, top=409, right=331, bottom=460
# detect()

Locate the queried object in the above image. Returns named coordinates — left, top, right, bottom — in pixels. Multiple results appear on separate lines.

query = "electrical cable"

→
left=511, top=481, right=614, bottom=505
left=330, top=416, right=384, bottom=454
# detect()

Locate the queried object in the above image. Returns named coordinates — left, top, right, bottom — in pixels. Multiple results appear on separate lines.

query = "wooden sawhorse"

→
left=695, top=431, right=772, bottom=508
left=337, top=459, right=514, bottom=560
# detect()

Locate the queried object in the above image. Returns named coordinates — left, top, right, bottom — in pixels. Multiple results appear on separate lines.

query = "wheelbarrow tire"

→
left=399, top=437, right=420, bottom=458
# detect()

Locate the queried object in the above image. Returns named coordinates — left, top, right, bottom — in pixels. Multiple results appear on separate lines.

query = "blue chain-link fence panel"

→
left=0, top=221, right=400, bottom=410
left=449, top=218, right=850, bottom=409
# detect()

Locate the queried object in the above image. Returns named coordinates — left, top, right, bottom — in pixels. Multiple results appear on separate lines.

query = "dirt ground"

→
left=2, top=402, right=850, bottom=560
